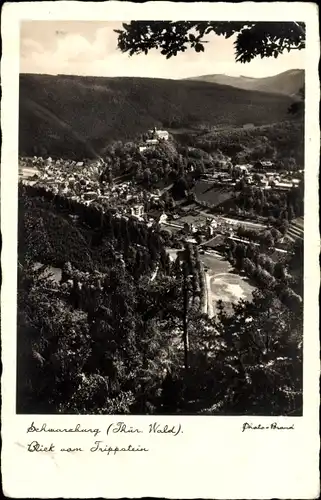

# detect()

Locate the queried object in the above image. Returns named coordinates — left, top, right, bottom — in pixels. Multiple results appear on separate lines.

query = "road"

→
left=150, top=265, right=159, bottom=282
left=162, top=221, right=184, bottom=230
left=205, top=273, right=214, bottom=318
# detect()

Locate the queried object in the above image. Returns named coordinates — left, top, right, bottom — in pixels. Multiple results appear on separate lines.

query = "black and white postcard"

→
left=1, top=2, right=320, bottom=498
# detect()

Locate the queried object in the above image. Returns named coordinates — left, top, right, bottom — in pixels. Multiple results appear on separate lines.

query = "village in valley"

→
left=19, top=124, right=303, bottom=318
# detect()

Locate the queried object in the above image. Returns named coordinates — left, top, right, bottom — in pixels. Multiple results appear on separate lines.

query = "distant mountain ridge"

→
left=19, top=73, right=300, bottom=158
left=184, top=69, right=304, bottom=97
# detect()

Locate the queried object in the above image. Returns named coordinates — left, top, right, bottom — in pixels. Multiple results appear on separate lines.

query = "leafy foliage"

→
left=18, top=184, right=303, bottom=416
left=225, top=236, right=303, bottom=312
left=211, top=290, right=303, bottom=415
left=232, top=181, right=304, bottom=221
left=181, top=120, right=304, bottom=167
left=288, top=86, right=305, bottom=116
left=18, top=254, right=303, bottom=416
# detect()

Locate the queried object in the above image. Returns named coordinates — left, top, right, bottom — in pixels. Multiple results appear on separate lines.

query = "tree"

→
left=142, top=167, right=152, bottom=186
left=288, top=86, right=305, bottom=115
left=280, top=287, right=303, bottom=312
left=173, top=176, right=188, bottom=198
left=270, top=227, right=282, bottom=242
left=243, top=257, right=256, bottom=277
left=274, top=262, right=286, bottom=281
left=287, top=157, right=297, bottom=171
left=116, top=22, right=305, bottom=62
left=211, top=289, right=303, bottom=415
left=246, top=243, right=257, bottom=261
left=234, top=243, right=246, bottom=270
left=287, top=204, right=295, bottom=221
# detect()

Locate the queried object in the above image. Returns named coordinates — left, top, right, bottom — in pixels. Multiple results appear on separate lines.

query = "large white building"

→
left=148, top=127, right=169, bottom=141
left=129, top=204, right=144, bottom=217
left=156, top=130, right=169, bottom=141
left=234, top=164, right=249, bottom=174
left=138, top=127, right=170, bottom=153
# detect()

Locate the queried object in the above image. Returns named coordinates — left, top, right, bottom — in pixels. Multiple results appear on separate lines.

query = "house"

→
left=129, top=204, right=144, bottom=217
left=149, top=127, right=169, bottom=141
left=202, top=218, right=218, bottom=238
left=208, top=218, right=218, bottom=229
left=148, top=210, right=168, bottom=224
left=216, top=159, right=231, bottom=171
left=261, top=160, right=274, bottom=168
left=274, top=182, right=293, bottom=190
left=253, top=160, right=273, bottom=170
left=146, top=139, right=159, bottom=146
left=159, top=212, right=168, bottom=224
left=139, top=146, right=147, bottom=152
left=217, top=172, right=231, bottom=178
left=83, top=191, right=97, bottom=200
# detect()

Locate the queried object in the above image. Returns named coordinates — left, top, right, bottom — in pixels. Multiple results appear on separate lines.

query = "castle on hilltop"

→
left=148, top=126, right=169, bottom=141
left=139, top=126, right=170, bottom=152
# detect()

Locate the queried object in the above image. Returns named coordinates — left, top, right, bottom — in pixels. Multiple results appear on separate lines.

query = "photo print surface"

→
left=1, top=3, right=319, bottom=499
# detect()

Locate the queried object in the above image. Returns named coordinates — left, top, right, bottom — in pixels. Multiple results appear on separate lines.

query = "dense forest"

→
left=175, top=120, right=304, bottom=167
left=225, top=236, right=303, bottom=305
left=17, top=184, right=303, bottom=415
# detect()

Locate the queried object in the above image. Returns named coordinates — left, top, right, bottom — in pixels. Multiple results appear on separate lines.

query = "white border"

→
left=1, top=3, right=320, bottom=498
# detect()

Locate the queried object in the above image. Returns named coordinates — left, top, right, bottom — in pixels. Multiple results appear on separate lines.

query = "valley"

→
left=17, top=68, right=304, bottom=417
left=19, top=72, right=300, bottom=159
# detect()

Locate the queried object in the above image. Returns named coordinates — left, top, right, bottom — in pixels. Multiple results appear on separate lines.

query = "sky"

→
left=20, top=21, right=305, bottom=79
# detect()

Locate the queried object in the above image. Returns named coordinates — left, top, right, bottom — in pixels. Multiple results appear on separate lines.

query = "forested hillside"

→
left=186, top=69, right=304, bottom=97
left=17, top=184, right=303, bottom=415
left=19, top=73, right=299, bottom=158
left=175, top=120, right=304, bottom=166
